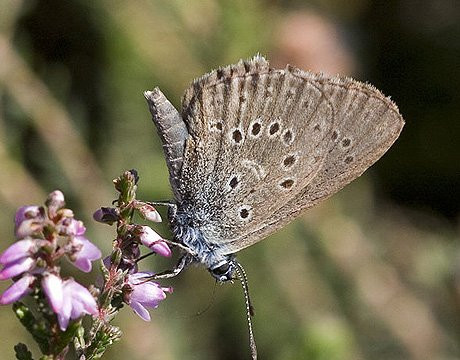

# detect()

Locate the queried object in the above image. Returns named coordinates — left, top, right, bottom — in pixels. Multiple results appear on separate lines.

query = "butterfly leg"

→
left=151, top=254, right=193, bottom=279
left=147, top=200, right=178, bottom=218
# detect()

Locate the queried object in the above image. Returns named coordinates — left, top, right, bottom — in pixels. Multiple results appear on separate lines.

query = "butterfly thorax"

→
left=169, top=204, right=236, bottom=281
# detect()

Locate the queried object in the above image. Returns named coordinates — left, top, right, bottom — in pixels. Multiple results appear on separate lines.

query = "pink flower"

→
left=42, top=273, right=64, bottom=313
left=42, top=274, right=98, bottom=330
left=138, top=226, right=171, bottom=257
left=125, top=272, right=172, bottom=321
left=0, top=274, right=35, bottom=304
left=0, top=239, right=36, bottom=265
left=70, top=237, right=102, bottom=272
left=56, top=279, right=99, bottom=331
left=67, top=219, right=102, bottom=272
left=0, top=239, right=38, bottom=280
left=136, top=203, right=162, bottom=223
left=67, top=219, right=86, bottom=237
left=14, top=206, right=44, bottom=239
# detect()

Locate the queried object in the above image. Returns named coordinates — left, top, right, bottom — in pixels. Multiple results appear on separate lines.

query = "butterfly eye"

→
left=209, top=261, right=234, bottom=281
left=212, top=262, right=230, bottom=276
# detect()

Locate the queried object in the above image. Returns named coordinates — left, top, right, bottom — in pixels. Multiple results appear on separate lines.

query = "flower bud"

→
left=46, top=190, right=65, bottom=217
left=135, top=202, right=162, bottom=223
left=93, top=207, right=119, bottom=225
left=14, top=206, right=45, bottom=239
left=138, top=226, right=171, bottom=257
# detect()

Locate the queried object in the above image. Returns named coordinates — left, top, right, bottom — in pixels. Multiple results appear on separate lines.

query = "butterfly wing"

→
left=177, top=56, right=404, bottom=254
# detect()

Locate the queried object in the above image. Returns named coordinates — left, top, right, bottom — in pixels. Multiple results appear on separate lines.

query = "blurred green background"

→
left=0, top=0, right=459, bottom=359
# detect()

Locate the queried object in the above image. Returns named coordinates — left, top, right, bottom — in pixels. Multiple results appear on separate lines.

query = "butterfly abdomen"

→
left=144, top=89, right=188, bottom=200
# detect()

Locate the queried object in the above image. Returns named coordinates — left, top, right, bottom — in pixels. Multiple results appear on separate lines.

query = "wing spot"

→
left=344, top=156, right=354, bottom=164
left=268, top=121, right=281, bottom=137
left=283, top=155, right=297, bottom=168
left=313, top=124, right=321, bottom=132
left=238, top=205, right=252, bottom=222
left=209, top=121, right=223, bottom=133
left=230, top=128, right=244, bottom=144
left=251, top=122, right=261, bottom=136
left=342, top=138, right=351, bottom=147
left=229, top=176, right=239, bottom=189
left=269, top=123, right=280, bottom=135
left=332, top=130, right=339, bottom=140
left=279, top=179, right=295, bottom=189
left=233, top=130, right=242, bottom=143
left=282, top=129, right=294, bottom=145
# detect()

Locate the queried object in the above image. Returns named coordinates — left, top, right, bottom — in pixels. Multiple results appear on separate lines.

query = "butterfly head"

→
left=208, top=257, right=236, bottom=282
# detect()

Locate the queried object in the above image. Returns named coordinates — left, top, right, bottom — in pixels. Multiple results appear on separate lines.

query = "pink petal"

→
left=66, top=280, right=98, bottom=316
left=0, top=257, right=35, bottom=280
left=138, top=226, right=162, bottom=248
left=0, top=239, right=35, bottom=265
left=71, top=238, right=102, bottom=273
left=149, top=241, right=171, bottom=257
left=57, top=296, right=72, bottom=331
left=145, top=210, right=162, bottom=223
left=73, top=258, right=92, bottom=273
left=14, top=206, right=43, bottom=239
left=142, top=207, right=162, bottom=223
left=0, top=275, right=34, bottom=304
left=130, top=301, right=151, bottom=321
left=132, top=282, right=166, bottom=304
left=68, top=219, right=86, bottom=236
left=14, top=206, right=40, bottom=228
left=128, top=271, right=154, bottom=284
left=42, top=274, right=64, bottom=313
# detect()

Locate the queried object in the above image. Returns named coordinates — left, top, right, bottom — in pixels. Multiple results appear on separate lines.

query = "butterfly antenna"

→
left=234, top=261, right=257, bottom=360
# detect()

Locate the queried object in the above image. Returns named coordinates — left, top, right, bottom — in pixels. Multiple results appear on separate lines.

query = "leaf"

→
left=84, top=320, right=122, bottom=359
left=13, top=302, right=51, bottom=354
left=14, top=343, right=34, bottom=360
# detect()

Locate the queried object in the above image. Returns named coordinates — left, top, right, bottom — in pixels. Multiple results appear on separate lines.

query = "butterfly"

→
left=144, top=55, right=404, bottom=359
left=144, top=55, right=403, bottom=282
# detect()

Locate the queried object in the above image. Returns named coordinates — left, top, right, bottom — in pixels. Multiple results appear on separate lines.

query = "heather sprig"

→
left=0, top=170, right=173, bottom=359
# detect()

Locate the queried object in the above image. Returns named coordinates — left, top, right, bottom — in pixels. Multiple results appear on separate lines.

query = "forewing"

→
left=177, top=56, right=404, bottom=254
